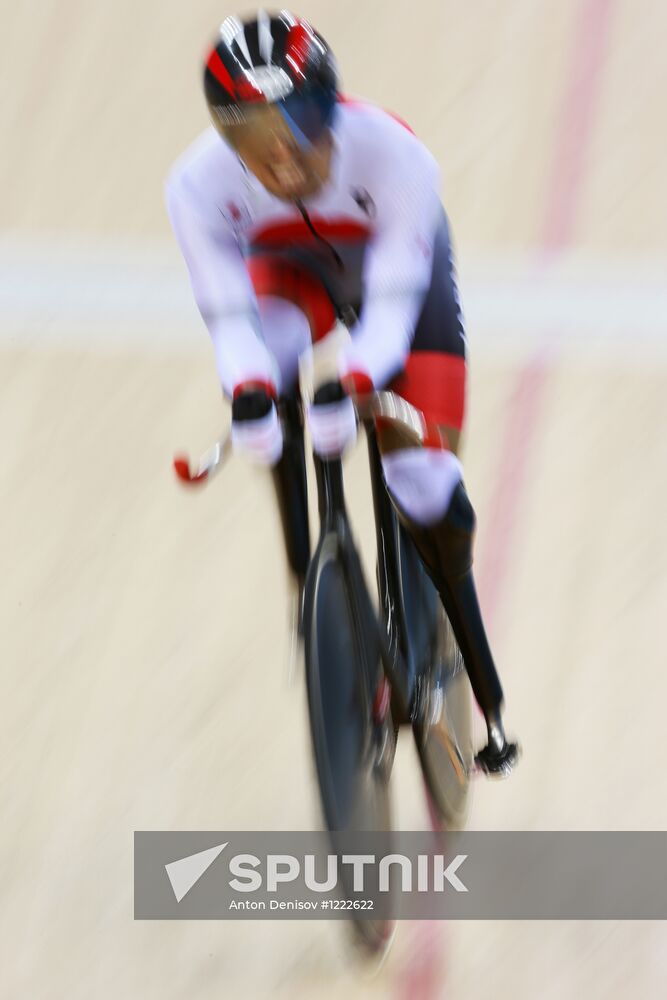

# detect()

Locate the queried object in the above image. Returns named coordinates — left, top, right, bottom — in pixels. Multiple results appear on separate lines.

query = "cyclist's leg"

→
left=379, top=211, right=519, bottom=775
left=247, top=256, right=337, bottom=589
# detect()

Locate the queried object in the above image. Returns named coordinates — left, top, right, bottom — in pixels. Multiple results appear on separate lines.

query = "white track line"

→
left=1, top=237, right=666, bottom=361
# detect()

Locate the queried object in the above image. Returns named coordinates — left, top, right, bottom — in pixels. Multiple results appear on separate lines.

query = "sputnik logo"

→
left=165, top=842, right=228, bottom=902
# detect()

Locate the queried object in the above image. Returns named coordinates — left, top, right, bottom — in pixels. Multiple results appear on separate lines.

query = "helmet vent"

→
left=257, top=9, right=275, bottom=65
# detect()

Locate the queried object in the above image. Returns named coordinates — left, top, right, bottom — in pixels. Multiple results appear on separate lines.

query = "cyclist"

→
left=166, top=10, right=519, bottom=776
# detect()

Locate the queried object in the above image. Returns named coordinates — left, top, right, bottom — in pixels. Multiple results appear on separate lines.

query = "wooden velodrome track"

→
left=2, top=1, right=666, bottom=997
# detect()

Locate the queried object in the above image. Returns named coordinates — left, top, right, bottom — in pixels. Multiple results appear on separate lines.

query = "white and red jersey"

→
left=165, top=100, right=442, bottom=396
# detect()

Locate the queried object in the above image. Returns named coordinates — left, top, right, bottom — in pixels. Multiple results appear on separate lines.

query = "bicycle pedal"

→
left=474, top=739, right=521, bottom=779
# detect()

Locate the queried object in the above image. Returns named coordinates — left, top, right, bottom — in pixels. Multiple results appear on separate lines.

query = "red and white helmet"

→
left=203, top=10, right=339, bottom=149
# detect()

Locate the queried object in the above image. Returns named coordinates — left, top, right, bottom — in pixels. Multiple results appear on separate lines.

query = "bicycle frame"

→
left=305, top=415, right=440, bottom=727
left=364, top=424, right=443, bottom=722
left=309, top=448, right=397, bottom=713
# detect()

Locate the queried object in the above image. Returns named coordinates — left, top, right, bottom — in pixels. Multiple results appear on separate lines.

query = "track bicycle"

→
left=300, top=382, right=473, bottom=952
left=173, top=376, right=474, bottom=956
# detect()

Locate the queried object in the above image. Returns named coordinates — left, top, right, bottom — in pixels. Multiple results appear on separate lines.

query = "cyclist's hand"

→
left=308, top=380, right=358, bottom=459
left=231, top=384, right=283, bottom=465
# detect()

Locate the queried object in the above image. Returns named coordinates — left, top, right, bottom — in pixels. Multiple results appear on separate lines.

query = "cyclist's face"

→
left=216, top=105, right=332, bottom=200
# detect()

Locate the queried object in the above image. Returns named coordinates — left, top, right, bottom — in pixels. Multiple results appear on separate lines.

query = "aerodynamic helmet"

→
left=203, top=10, right=338, bottom=149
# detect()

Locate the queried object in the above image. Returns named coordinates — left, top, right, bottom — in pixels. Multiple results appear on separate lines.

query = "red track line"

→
left=540, top=0, right=617, bottom=253
left=395, top=2, right=617, bottom=998
left=476, top=344, right=553, bottom=632
left=478, top=0, right=617, bottom=633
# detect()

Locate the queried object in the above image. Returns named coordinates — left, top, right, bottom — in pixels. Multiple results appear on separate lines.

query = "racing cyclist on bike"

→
left=165, top=10, right=519, bottom=776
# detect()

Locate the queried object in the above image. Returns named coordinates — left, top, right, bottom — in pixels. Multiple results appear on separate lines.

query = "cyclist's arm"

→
left=340, top=136, right=441, bottom=388
left=165, top=169, right=279, bottom=397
